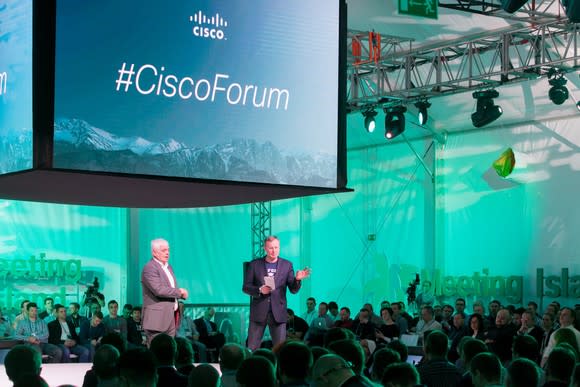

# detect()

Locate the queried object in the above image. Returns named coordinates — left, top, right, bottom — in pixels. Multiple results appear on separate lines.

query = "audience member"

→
left=286, top=308, right=309, bottom=341
left=252, top=348, right=277, bottom=371
left=13, top=374, right=49, bottom=387
left=118, top=347, right=157, bottom=387
left=150, top=333, right=187, bottom=387
left=470, top=352, right=502, bottom=387
left=324, top=327, right=355, bottom=348
left=306, top=302, right=335, bottom=346
left=4, top=344, right=42, bottom=384
left=506, top=357, right=539, bottom=387
left=327, top=339, right=366, bottom=376
left=176, top=302, right=207, bottom=362
left=328, top=301, right=340, bottom=321
left=387, top=340, right=409, bottom=363
left=391, top=302, right=409, bottom=334
left=67, top=302, right=88, bottom=337
left=467, top=313, right=486, bottom=340
left=416, top=330, right=461, bottom=386
left=375, top=307, right=400, bottom=344
left=351, top=308, right=377, bottom=341
left=540, top=312, right=556, bottom=355
left=121, top=304, right=133, bottom=320
left=543, top=346, right=575, bottom=387
left=541, top=306, right=580, bottom=366
left=48, top=304, right=90, bottom=362
left=487, top=300, right=501, bottom=329
left=311, top=353, right=374, bottom=387
left=12, top=300, right=30, bottom=330
left=512, top=334, right=539, bottom=363
left=14, top=302, right=63, bottom=363
left=187, top=364, right=220, bottom=387
left=311, top=346, right=331, bottom=364
left=92, top=344, right=120, bottom=387
left=381, top=362, right=420, bottom=387
left=415, top=306, right=442, bottom=342
left=175, top=337, right=195, bottom=376
left=370, top=348, right=400, bottom=382
left=219, top=343, right=246, bottom=387
left=126, top=306, right=146, bottom=348
left=334, top=307, right=354, bottom=330
left=194, top=307, right=226, bottom=361
left=79, top=311, right=106, bottom=361
left=236, top=356, right=276, bottom=387
left=39, top=297, right=54, bottom=320
left=485, top=308, right=517, bottom=364
left=102, top=300, right=128, bottom=341
left=302, top=297, right=317, bottom=326
left=278, top=341, right=312, bottom=387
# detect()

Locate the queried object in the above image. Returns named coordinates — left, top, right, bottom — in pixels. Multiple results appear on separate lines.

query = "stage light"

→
left=548, top=70, right=569, bottom=105
left=471, top=90, right=503, bottom=128
left=362, top=110, right=378, bottom=133
left=415, top=101, right=431, bottom=125
left=384, top=106, right=407, bottom=140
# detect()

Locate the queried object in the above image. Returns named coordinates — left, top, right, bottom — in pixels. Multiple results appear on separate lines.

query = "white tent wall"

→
left=435, top=115, right=580, bottom=310
left=0, top=202, right=127, bottom=311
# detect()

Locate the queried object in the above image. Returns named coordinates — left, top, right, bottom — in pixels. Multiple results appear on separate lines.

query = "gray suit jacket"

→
left=243, top=257, right=301, bottom=324
left=141, top=259, right=182, bottom=333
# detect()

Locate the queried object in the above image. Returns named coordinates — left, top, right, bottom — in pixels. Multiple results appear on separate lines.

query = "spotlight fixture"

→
left=362, top=110, right=378, bottom=133
left=384, top=106, right=407, bottom=140
left=415, top=100, right=431, bottom=126
left=471, top=90, right=503, bottom=128
left=547, top=69, right=569, bottom=105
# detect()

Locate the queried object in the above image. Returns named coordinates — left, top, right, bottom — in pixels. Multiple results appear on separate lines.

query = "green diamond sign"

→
left=399, top=0, right=438, bottom=19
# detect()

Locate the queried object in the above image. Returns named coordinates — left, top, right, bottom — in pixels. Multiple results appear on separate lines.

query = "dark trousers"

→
left=247, top=311, right=286, bottom=351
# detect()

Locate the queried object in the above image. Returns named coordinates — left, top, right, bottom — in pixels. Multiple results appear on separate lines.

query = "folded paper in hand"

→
left=264, top=276, right=276, bottom=290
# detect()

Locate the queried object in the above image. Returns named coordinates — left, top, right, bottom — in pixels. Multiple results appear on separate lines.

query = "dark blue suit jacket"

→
left=243, top=257, right=301, bottom=324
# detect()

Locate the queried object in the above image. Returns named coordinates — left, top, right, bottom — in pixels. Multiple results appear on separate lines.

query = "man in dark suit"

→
left=193, top=307, right=225, bottom=361
left=48, top=304, right=90, bottom=362
left=141, top=238, right=189, bottom=346
left=243, top=235, right=311, bottom=350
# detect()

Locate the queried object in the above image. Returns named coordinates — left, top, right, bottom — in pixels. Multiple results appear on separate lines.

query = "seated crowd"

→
left=4, top=296, right=580, bottom=387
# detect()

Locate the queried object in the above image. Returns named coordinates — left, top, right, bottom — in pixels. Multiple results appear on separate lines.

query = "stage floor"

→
left=0, top=363, right=221, bottom=386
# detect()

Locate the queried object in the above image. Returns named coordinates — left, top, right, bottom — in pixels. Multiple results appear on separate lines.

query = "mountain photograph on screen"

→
left=0, top=0, right=33, bottom=174
left=54, top=1, right=340, bottom=188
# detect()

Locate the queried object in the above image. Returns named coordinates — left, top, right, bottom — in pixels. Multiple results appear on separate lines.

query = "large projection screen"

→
left=0, top=0, right=33, bottom=174
left=53, top=1, right=343, bottom=189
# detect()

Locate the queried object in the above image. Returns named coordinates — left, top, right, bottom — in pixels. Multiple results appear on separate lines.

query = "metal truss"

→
left=251, top=201, right=271, bottom=259
left=439, top=0, right=566, bottom=21
left=347, top=20, right=580, bottom=111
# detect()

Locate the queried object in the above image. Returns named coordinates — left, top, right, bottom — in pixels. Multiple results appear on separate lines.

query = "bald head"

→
left=311, top=354, right=354, bottom=387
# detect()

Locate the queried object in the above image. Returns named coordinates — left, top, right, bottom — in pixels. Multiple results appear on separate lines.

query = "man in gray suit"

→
left=141, top=238, right=189, bottom=346
left=243, top=235, right=311, bottom=350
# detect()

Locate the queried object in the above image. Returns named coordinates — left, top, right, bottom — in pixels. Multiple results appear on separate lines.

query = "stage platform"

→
left=0, top=363, right=221, bottom=386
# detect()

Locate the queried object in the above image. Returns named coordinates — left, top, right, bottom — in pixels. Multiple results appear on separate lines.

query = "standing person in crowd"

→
left=141, top=238, right=189, bottom=346
left=243, top=235, right=311, bottom=351
left=14, top=302, right=63, bottom=363
left=48, top=304, right=90, bottom=362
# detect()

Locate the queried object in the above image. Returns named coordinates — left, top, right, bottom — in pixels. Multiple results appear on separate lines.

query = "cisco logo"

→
left=190, top=11, right=228, bottom=40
